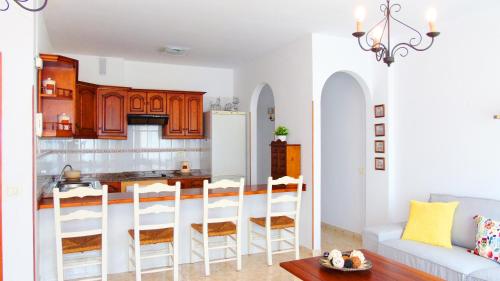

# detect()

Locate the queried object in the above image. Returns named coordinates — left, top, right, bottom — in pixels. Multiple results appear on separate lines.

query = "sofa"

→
left=363, top=194, right=500, bottom=281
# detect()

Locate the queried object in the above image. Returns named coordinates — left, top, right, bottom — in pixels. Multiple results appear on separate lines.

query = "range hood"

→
left=127, top=114, right=169, bottom=126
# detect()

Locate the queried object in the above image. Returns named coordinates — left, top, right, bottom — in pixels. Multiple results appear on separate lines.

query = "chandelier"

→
left=352, top=0, right=440, bottom=67
left=1, top=0, right=48, bottom=12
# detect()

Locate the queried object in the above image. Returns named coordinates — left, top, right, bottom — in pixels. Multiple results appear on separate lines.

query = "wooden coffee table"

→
left=280, top=249, right=444, bottom=281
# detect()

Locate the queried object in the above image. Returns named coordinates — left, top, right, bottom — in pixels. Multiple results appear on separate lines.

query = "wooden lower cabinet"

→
left=271, top=140, right=301, bottom=179
left=167, top=177, right=210, bottom=189
left=97, top=87, right=128, bottom=139
left=118, top=177, right=210, bottom=192
left=101, top=181, right=122, bottom=193
left=75, top=82, right=98, bottom=138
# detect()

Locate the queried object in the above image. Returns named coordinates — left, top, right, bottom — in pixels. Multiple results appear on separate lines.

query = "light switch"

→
left=7, top=185, right=21, bottom=197
left=358, top=167, right=365, bottom=176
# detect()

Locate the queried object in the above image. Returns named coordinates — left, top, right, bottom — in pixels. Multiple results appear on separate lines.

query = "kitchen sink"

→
left=56, top=181, right=95, bottom=192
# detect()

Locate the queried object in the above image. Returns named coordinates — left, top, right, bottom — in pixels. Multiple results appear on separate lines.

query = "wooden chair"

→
left=248, top=175, right=303, bottom=266
left=53, top=185, right=108, bottom=281
left=190, top=178, right=245, bottom=276
left=128, top=182, right=181, bottom=281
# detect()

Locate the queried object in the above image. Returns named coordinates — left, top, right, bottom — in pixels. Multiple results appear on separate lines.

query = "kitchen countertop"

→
left=38, top=169, right=211, bottom=198
left=38, top=184, right=306, bottom=209
left=75, top=169, right=210, bottom=182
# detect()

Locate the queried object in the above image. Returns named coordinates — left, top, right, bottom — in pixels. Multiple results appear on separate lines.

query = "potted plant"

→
left=274, top=126, right=289, bottom=142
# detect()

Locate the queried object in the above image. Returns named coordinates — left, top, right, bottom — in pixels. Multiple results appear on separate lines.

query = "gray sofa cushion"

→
left=429, top=194, right=500, bottom=249
left=468, top=267, right=500, bottom=281
left=379, top=239, right=499, bottom=281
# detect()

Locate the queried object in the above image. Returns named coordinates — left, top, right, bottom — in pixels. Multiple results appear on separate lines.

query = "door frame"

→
left=0, top=52, right=4, bottom=280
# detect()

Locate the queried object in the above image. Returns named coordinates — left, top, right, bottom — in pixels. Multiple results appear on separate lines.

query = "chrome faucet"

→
left=58, top=164, right=73, bottom=182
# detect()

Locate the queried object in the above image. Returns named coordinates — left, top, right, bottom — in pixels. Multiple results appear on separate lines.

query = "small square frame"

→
left=375, top=157, right=386, bottom=171
left=375, top=123, right=386, bottom=137
left=374, top=104, right=385, bottom=118
left=375, top=140, right=385, bottom=153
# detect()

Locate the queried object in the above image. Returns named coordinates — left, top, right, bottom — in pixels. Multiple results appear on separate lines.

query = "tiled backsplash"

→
left=37, top=125, right=204, bottom=175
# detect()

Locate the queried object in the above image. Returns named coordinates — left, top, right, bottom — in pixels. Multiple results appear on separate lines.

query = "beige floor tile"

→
left=108, top=226, right=360, bottom=280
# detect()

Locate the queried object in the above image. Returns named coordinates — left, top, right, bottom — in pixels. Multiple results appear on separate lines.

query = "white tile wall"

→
left=36, top=126, right=203, bottom=175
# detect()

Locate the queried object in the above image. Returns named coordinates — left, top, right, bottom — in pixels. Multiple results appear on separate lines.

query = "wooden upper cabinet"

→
left=128, top=91, right=147, bottom=114
left=185, top=94, right=203, bottom=136
left=74, top=82, right=97, bottom=139
left=165, top=93, right=185, bottom=137
left=147, top=92, right=167, bottom=114
left=97, top=87, right=128, bottom=139
left=128, top=91, right=166, bottom=115
left=163, top=91, right=204, bottom=139
left=37, top=54, right=78, bottom=137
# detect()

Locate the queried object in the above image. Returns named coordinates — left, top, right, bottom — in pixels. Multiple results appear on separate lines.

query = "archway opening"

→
left=256, top=84, right=275, bottom=184
left=320, top=72, right=366, bottom=251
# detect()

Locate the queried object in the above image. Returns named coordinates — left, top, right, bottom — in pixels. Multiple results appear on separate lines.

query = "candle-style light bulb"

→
left=370, top=26, right=383, bottom=48
left=426, top=8, right=438, bottom=32
left=354, top=6, right=366, bottom=32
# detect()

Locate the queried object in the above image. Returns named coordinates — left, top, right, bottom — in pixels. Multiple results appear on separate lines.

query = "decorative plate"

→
left=319, top=251, right=373, bottom=272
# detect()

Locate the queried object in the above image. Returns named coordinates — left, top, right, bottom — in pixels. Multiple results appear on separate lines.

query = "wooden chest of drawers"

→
left=271, top=140, right=301, bottom=179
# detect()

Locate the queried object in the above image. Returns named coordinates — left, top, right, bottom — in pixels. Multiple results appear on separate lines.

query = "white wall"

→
left=256, top=85, right=275, bottom=184
left=390, top=8, right=500, bottom=222
left=1, top=7, right=36, bottom=281
left=321, top=72, right=365, bottom=234
left=235, top=35, right=314, bottom=249
left=62, top=53, right=234, bottom=110
left=311, top=34, right=391, bottom=250
left=36, top=11, right=53, bottom=53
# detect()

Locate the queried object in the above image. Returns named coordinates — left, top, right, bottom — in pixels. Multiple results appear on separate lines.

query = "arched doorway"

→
left=255, top=84, right=275, bottom=184
left=320, top=72, right=366, bottom=250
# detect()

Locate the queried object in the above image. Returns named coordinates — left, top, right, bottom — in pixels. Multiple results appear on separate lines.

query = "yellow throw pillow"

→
left=401, top=200, right=459, bottom=248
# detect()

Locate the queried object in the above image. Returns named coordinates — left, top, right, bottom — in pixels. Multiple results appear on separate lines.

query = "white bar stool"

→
left=53, top=185, right=108, bottom=281
left=190, top=178, right=245, bottom=276
left=128, top=182, right=181, bottom=281
left=248, top=175, right=303, bottom=266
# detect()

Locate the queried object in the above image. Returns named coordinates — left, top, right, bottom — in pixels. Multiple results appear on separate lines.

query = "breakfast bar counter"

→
left=38, top=184, right=306, bottom=209
left=37, top=183, right=307, bottom=280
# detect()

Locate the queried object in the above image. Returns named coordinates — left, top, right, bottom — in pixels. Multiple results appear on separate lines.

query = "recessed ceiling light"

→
left=159, top=46, right=190, bottom=56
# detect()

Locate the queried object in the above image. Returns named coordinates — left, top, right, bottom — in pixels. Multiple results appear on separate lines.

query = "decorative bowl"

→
left=319, top=251, right=373, bottom=272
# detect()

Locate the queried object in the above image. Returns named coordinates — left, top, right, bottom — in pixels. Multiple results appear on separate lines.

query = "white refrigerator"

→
left=202, top=111, right=248, bottom=182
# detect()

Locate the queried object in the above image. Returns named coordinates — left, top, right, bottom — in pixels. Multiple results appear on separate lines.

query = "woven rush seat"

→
left=250, top=216, right=295, bottom=229
left=62, top=234, right=102, bottom=254
left=191, top=222, right=237, bottom=237
left=128, top=228, right=174, bottom=245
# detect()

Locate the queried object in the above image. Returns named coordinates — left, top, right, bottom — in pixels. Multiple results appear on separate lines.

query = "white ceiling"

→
left=42, top=0, right=479, bottom=68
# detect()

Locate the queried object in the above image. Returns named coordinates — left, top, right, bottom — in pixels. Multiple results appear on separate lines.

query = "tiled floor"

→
left=321, top=223, right=363, bottom=252
left=108, top=225, right=362, bottom=280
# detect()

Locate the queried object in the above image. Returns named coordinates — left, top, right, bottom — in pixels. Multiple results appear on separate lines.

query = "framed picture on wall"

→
left=375, top=140, right=385, bottom=153
left=375, top=123, right=385, bottom=137
left=374, top=104, right=385, bottom=118
left=375, top=157, right=386, bottom=170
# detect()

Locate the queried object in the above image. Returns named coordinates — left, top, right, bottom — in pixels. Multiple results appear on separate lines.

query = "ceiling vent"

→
left=159, top=46, right=190, bottom=56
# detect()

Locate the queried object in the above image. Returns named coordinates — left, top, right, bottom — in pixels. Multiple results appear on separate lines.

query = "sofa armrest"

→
left=362, top=222, right=406, bottom=253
